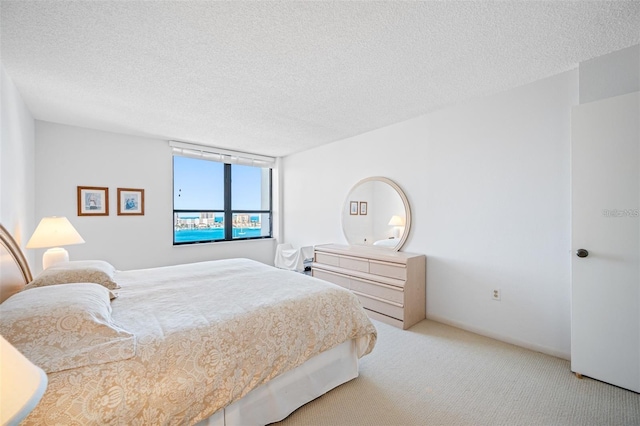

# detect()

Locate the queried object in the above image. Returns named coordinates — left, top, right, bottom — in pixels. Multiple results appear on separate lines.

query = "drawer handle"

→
left=352, top=290, right=404, bottom=308
left=352, top=276, right=403, bottom=291
left=369, top=259, right=407, bottom=268
left=313, top=265, right=405, bottom=287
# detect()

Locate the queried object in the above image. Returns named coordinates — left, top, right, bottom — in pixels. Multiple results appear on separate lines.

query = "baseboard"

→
left=426, top=313, right=571, bottom=361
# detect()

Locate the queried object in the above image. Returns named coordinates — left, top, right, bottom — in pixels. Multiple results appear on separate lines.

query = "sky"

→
left=173, top=156, right=266, bottom=212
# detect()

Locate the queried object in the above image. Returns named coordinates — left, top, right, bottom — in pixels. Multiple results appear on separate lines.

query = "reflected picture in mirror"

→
left=341, top=177, right=411, bottom=251
left=349, top=201, right=358, bottom=215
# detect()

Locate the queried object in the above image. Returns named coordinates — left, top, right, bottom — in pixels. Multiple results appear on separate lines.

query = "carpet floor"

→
left=274, top=319, right=640, bottom=426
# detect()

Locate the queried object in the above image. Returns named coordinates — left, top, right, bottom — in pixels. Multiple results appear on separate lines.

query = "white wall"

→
left=20, top=44, right=638, bottom=358
left=580, top=44, right=640, bottom=104
left=34, top=122, right=276, bottom=274
left=283, top=70, right=577, bottom=359
left=0, top=64, right=36, bottom=266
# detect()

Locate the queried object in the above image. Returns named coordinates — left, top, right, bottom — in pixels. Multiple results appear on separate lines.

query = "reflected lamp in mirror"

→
left=0, top=336, right=48, bottom=426
left=26, top=216, right=85, bottom=269
left=388, top=215, right=405, bottom=239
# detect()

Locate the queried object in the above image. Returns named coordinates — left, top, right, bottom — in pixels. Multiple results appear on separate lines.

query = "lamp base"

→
left=43, top=248, right=69, bottom=270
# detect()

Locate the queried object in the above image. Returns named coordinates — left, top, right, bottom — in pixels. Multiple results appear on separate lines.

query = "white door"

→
left=571, top=91, right=639, bottom=392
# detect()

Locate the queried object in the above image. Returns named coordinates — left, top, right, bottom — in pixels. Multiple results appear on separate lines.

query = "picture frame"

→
left=350, top=201, right=359, bottom=215
left=77, top=186, right=109, bottom=216
left=117, top=188, right=145, bottom=216
left=359, top=201, right=368, bottom=215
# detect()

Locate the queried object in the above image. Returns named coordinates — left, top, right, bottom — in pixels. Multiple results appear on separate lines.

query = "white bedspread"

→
left=25, top=258, right=376, bottom=425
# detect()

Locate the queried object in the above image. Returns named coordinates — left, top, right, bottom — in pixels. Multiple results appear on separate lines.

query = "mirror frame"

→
left=341, top=176, right=412, bottom=251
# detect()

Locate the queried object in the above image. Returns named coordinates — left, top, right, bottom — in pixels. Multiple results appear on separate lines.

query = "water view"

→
left=174, top=214, right=266, bottom=243
left=175, top=227, right=264, bottom=243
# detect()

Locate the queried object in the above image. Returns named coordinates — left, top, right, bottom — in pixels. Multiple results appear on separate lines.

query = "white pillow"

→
left=0, top=283, right=135, bottom=373
left=25, top=260, right=120, bottom=292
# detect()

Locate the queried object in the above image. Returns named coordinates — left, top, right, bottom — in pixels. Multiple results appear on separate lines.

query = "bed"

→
left=0, top=225, right=377, bottom=425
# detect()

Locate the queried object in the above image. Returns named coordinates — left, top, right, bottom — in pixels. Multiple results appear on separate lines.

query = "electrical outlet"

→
left=492, top=289, right=501, bottom=301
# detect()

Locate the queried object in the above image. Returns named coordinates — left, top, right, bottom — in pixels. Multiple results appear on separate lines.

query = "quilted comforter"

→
left=25, top=258, right=376, bottom=425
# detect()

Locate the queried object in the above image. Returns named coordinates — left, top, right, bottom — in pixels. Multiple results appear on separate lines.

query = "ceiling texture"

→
left=1, top=1, right=639, bottom=157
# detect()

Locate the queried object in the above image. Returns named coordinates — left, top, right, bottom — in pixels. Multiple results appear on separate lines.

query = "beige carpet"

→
left=274, top=319, right=640, bottom=426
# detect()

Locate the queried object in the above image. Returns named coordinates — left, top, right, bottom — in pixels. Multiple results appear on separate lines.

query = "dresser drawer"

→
left=338, top=256, right=369, bottom=273
left=313, top=269, right=350, bottom=289
left=369, top=260, right=406, bottom=280
left=356, top=294, right=404, bottom=320
left=315, top=252, right=339, bottom=266
left=350, top=277, right=403, bottom=304
left=313, top=244, right=425, bottom=330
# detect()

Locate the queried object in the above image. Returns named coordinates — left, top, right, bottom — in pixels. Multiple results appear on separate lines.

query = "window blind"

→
left=169, top=141, right=276, bottom=167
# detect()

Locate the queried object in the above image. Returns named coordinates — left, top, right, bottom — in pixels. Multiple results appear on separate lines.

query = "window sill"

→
left=173, top=237, right=275, bottom=247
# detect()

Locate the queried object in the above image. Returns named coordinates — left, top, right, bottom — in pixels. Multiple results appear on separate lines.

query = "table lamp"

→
left=388, top=215, right=405, bottom=239
left=26, top=216, right=85, bottom=269
left=0, top=336, right=48, bottom=426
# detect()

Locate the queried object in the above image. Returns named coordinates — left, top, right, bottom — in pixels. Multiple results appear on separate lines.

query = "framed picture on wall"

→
left=350, top=201, right=359, bottom=215
left=359, top=201, right=368, bottom=215
left=117, top=188, right=145, bottom=216
left=77, top=186, right=109, bottom=216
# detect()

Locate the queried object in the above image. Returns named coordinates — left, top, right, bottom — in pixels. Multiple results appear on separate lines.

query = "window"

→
left=173, top=153, right=272, bottom=245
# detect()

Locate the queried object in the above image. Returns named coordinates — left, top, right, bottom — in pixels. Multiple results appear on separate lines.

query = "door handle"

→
left=576, top=249, right=589, bottom=258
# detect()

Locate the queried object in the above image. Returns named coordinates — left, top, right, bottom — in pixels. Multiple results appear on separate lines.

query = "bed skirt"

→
left=197, top=339, right=359, bottom=426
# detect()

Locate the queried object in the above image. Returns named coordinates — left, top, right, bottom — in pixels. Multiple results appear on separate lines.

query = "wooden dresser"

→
left=312, top=244, right=426, bottom=330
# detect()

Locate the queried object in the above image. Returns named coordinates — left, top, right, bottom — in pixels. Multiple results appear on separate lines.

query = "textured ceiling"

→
left=1, top=1, right=639, bottom=157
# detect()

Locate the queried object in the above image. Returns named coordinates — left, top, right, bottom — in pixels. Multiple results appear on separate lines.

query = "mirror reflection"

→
left=342, top=177, right=411, bottom=251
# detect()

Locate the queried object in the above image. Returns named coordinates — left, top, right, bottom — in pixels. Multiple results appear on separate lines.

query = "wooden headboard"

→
left=0, top=224, right=33, bottom=303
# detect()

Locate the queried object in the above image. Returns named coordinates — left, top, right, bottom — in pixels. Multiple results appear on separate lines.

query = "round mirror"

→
left=341, top=176, right=411, bottom=251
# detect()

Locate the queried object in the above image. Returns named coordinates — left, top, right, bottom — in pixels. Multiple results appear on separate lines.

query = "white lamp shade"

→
left=0, top=336, right=48, bottom=425
left=26, top=217, right=85, bottom=249
left=388, top=215, right=404, bottom=226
